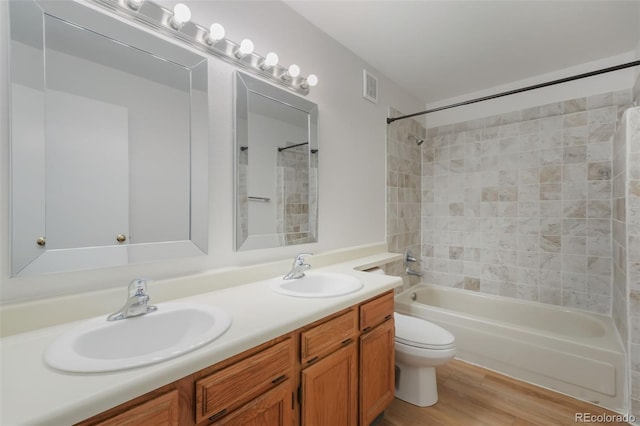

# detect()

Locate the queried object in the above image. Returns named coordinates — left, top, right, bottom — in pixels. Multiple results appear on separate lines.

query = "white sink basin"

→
left=44, top=302, right=231, bottom=373
left=270, top=272, right=363, bottom=298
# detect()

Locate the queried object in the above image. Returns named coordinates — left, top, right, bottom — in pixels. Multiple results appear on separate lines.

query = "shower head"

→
left=408, top=135, right=424, bottom=146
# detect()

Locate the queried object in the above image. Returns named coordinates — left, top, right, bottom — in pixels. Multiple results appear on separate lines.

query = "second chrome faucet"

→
left=283, top=253, right=313, bottom=280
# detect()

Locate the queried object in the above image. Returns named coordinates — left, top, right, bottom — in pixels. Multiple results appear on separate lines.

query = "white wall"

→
left=0, top=0, right=424, bottom=302
left=426, top=52, right=638, bottom=128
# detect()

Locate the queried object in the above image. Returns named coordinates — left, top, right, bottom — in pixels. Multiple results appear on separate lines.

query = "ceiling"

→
left=285, top=1, right=640, bottom=104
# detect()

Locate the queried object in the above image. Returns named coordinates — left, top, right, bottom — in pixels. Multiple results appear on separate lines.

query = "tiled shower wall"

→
left=619, top=107, right=640, bottom=420
left=612, top=107, right=630, bottom=355
left=422, top=90, right=633, bottom=314
left=386, top=108, right=426, bottom=287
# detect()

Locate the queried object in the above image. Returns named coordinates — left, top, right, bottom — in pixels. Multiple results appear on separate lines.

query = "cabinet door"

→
left=211, top=380, right=293, bottom=426
left=359, top=319, right=395, bottom=426
left=94, top=390, right=179, bottom=426
left=301, top=343, right=358, bottom=426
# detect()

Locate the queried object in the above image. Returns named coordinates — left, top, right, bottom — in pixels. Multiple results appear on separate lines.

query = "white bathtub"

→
left=394, top=284, right=626, bottom=412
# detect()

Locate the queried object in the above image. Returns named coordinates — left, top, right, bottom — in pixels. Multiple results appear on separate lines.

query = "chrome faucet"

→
left=283, top=253, right=313, bottom=280
left=107, top=279, right=157, bottom=321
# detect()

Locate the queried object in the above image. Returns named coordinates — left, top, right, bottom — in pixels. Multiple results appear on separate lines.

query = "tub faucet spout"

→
left=107, top=279, right=157, bottom=321
left=406, top=267, right=423, bottom=277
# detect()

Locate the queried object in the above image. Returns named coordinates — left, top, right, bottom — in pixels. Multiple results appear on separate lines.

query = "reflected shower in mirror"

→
left=234, top=72, right=318, bottom=251
left=9, top=0, right=209, bottom=276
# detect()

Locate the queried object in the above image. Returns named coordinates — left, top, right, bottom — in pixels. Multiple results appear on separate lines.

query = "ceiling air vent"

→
left=363, top=69, right=378, bottom=104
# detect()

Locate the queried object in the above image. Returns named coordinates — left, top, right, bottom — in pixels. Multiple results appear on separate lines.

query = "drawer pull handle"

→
left=385, top=314, right=392, bottom=320
left=362, top=327, right=371, bottom=332
left=209, top=409, right=227, bottom=421
left=272, top=374, right=286, bottom=385
left=341, top=338, right=353, bottom=345
left=307, top=356, right=319, bottom=364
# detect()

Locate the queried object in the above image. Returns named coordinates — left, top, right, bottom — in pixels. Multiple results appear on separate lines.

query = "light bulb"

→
left=288, top=64, right=300, bottom=78
left=206, top=23, right=225, bottom=45
left=126, top=0, right=143, bottom=10
left=282, top=64, right=300, bottom=81
left=260, top=52, right=279, bottom=70
left=300, top=74, right=318, bottom=89
left=306, top=74, right=318, bottom=87
left=170, top=3, right=191, bottom=29
left=235, top=39, right=254, bottom=58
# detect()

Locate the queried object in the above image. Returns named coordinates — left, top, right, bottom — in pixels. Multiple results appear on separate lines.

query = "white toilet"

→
left=394, top=312, right=456, bottom=407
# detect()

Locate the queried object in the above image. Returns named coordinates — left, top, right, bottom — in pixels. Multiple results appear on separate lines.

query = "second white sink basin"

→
left=44, top=302, right=231, bottom=373
left=270, top=272, right=363, bottom=298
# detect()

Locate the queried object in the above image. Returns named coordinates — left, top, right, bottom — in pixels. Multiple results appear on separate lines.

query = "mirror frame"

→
left=9, top=0, right=210, bottom=276
left=234, top=71, right=318, bottom=251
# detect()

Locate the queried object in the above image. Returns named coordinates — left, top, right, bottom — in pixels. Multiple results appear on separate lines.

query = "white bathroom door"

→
left=45, top=90, right=129, bottom=249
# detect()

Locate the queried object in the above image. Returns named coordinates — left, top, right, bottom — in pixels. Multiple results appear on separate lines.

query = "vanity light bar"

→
left=90, top=0, right=317, bottom=95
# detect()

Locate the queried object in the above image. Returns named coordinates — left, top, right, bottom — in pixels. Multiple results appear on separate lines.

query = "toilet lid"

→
left=394, top=312, right=455, bottom=350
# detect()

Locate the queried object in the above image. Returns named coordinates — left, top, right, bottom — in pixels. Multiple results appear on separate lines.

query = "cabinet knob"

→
left=36, top=236, right=46, bottom=247
left=116, top=234, right=127, bottom=243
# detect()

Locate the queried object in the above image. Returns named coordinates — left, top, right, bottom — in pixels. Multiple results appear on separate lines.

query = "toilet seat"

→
left=394, top=312, right=455, bottom=350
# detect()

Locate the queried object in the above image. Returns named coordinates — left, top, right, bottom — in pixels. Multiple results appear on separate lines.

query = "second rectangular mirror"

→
left=234, top=72, right=318, bottom=251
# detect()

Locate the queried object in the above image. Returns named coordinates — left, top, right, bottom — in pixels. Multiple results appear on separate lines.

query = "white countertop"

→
left=0, top=253, right=402, bottom=425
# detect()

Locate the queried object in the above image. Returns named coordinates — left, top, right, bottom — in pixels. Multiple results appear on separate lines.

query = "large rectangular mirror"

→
left=234, top=72, right=318, bottom=251
left=9, top=0, right=209, bottom=276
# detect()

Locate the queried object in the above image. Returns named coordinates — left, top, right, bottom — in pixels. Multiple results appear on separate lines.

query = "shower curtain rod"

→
left=386, top=60, right=640, bottom=124
left=278, top=142, right=308, bottom=152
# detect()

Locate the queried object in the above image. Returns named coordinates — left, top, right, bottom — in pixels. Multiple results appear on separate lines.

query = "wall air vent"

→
left=363, top=69, right=378, bottom=104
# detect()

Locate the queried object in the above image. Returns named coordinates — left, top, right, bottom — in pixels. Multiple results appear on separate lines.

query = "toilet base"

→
left=395, top=363, right=438, bottom=407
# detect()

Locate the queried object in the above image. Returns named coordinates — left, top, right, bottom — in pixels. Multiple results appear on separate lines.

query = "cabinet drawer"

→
left=359, top=291, right=394, bottom=331
left=195, top=338, right=293, bottom=423
left=301, top=309, right=357, bottom=365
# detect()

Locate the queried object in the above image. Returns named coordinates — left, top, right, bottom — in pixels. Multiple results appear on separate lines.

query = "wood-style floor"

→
left=376, top=359, right=630, bottom=426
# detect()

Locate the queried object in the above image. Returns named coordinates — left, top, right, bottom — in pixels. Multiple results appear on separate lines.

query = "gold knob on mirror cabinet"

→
left=116, top=234, right=127, bottom=243
left=36, top=237, right=46, bottom=247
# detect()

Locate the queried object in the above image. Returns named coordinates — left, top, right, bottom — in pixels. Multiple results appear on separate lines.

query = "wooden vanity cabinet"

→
left=76, top=290, right=396, bottom=426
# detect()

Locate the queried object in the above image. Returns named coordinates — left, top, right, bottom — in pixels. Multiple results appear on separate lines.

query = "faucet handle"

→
left=294, top=253, right=313, bottom=265
left=128, top=278, right=148, bottom=297
left=403, top=249, right=418, bottom=264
